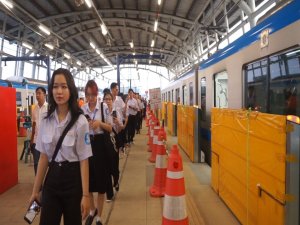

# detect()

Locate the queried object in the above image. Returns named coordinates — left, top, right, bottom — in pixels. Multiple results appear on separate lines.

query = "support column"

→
left=0, top=13, right=7, bottom=79
left=117, top=54, right=121, bottom=90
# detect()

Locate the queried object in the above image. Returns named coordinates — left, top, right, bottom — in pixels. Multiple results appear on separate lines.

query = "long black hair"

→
left=46, top=68, right=82, bottom=119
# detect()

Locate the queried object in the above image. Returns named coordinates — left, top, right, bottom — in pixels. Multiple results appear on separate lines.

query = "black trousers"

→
left=40, top=161, right=82, bottom=225
left=126, top=114, right=136, bottom=142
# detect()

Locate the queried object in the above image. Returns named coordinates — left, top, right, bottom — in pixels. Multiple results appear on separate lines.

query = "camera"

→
left=24, top=200, right=41, bottom=224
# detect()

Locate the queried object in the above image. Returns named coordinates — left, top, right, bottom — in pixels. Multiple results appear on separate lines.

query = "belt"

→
left=52, top=161, right=79, bottom=167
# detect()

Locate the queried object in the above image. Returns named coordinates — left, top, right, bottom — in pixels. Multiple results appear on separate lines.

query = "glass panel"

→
left=244, top=60, right=267, bottom=112
left=184, top=86, right=188, bottom=105
left=200, top=77, right=206, bottom=121
left=189, top=82, right=194, bottom=106
left=214, top=71, right=228, bottom=108
left=270, top=49, right=300, bottom=116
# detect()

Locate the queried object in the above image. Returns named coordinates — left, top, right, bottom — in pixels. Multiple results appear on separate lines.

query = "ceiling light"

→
left=77, top=61, right=82, bottom=66
left=44, top=43, right=54, bottom=50
left=96, top=49, right=101, bottom=55
left=129, top=41, right=134, bottom=48
left=85, top=0, right=92, bottom=8
left=1, top=0, right=13, bottom=8
left=101, top=24, right=108, bottom=36
left=151, top=39, right=155, bottom=47
left=133, top=52, right=136, bottom=55
left=90, top=42, right=96, bottom=49
left=149, top=60, right=152, bottom=64
left=100, top=53, right=104, bottom=58
left=22, top=42, right=32, bottom=50
left=64, top=52, right=71, bottom=59
left=154, top=20, right=158, bottom=32
left=150, top=51, right=153, bottom=55
left=158, top=0, right=162, bottom=5
left=39, top=25, right=51, bottom=35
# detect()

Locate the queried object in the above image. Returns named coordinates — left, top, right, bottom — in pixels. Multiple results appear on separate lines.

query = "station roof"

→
left=0, top=0, right=273, bottom=77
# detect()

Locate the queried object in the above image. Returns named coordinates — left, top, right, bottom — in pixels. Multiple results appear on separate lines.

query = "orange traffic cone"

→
left=149, top=130, right=167, bottom=197
left=162, top=145, right=188, bottom=225
left=148, top=126, right=161, bottom=163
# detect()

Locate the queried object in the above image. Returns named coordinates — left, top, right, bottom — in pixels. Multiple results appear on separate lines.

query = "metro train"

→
left=0, top=77, right=48, bottom=111
left=161, top=0, right=300, bottom=165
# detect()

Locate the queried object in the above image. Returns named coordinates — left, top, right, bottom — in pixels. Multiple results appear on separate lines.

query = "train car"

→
left=162, top=0, right=300, bottom=165
left=0, top=77, right=47, bottom=113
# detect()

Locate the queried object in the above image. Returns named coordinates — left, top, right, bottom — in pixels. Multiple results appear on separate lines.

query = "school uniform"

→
left=35, top=110, right=92, bottom=225
left=82, top=102, right=111, bottom=194
left=31, top=101, right=48, bottom=174
left=113, top=96, right=126, bottom=148
left=126, top=98, right=138, bottom=143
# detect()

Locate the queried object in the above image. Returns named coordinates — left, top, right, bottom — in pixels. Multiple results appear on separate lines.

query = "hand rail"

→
left=257, top=184, right=285, bottom=206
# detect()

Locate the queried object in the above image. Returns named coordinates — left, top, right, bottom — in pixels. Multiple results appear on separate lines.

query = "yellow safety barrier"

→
left=167, top=102, right=175, bottom=136
left=177, top=105, right=195, bottom=161
left=161, top=102, right=167, bottom=123
left=211, top=108, right=286, bottom=225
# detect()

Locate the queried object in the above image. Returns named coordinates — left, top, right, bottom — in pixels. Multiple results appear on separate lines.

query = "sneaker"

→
left=85, top=209, right=97, bottom=225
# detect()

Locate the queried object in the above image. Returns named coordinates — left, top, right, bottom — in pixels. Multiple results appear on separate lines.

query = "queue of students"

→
left=28, top=68, right=146, bottom=225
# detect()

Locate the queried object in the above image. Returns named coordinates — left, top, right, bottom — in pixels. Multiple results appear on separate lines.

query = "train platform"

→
left=0, top=123, right=240, bottom=225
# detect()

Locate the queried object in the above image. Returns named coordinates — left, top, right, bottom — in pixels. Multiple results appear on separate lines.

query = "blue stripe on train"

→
left=199, top=0, right=300, bottom=70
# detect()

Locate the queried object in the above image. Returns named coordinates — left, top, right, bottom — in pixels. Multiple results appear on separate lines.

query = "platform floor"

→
left=0, top=124, right=241, bottom=225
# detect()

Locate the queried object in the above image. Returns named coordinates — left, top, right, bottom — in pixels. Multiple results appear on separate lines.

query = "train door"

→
left=214, top=71, right=228, bottom=108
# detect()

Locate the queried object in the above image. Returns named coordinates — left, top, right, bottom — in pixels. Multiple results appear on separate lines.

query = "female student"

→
left=29, top=68, right=92, bottom=225
left=82, top=80, right=112, bottom=225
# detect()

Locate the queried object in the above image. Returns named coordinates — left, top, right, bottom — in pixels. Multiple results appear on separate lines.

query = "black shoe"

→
left=85, top=209, right=97, bottom=225
left=96, top=221, right=103, bottom=225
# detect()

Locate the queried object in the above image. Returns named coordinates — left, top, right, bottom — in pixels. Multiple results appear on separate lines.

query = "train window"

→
left=200, top=77, right=206, bottom=121
left=176, top=88, right=180, bottom=104
left=245, top=59, right=268, bottom=112
left=183, top=85, right=188, bottom=105
left=189, top=82, right=194, bottom=106
left=172, top=90, right=174, bottom=103
left=16, top=92, right=22, bottom=106
left=214, top=71, right=228, bottom=108
left=168, top=91, right=171, bottom=102
left=244, top=47, right=300, bottom=116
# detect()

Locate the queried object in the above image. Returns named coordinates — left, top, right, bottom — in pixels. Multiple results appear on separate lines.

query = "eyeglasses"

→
left=104, top=98, right=112, bottom=101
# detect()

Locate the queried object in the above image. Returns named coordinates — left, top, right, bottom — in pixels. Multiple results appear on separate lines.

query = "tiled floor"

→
left=0, top=124, right=240, bottom=225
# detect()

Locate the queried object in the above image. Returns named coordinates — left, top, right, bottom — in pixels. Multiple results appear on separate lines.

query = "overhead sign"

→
left=149, top=88, right=161, bottom=110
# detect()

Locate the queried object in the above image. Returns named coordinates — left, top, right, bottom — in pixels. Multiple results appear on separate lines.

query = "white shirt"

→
left=81, top=101, right=109, bottom=135
left=35, top=110, right=92, bottom=162
left=126, top=98, right=138, bottom=116
left=113, top=96, right=125, bottom=121
left=106, top=107, right=122, bottom=133
left=32, top=101, right=48, bottom=143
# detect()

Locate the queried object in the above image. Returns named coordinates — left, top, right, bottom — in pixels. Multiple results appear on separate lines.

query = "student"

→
left=30, top=86, right=48, bottom=175
left=82, top=80, right=112, bottom=225
left=110, top=82, right=127, bottom=153
left=103, top=91, right=124, bottom=201
left=29, top=68, right=92, bottom=225
left=125, top=89, right=139, bottom=144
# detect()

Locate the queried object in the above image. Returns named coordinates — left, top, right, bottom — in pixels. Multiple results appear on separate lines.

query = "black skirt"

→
left=89, top=134, right=110, bottom=193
